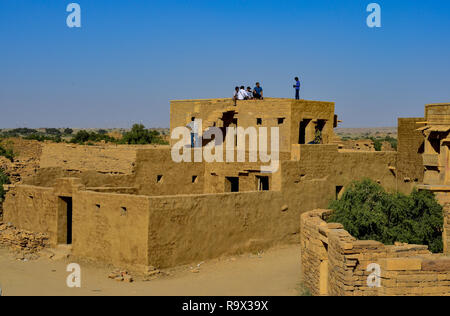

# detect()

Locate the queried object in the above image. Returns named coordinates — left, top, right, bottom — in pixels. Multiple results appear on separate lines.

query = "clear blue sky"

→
left=1, top=0, right=449, bottom=128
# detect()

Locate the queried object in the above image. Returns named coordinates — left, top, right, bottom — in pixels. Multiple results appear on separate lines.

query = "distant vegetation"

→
left=328, top=179, right=444, bottom=253
left=0, top=125, right=168, bottom=146
left=340, top=135, right=398, bottom=151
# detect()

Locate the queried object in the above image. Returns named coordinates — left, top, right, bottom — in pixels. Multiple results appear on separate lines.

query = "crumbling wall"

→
left=396, top=118, right=425, bottom=193
left=40, top=143, right=138, bottom=174
left=286, top=145, right=399, bottom=193
left=3, top=185, right=58, bottom=245
left=290, top=100, right=335, bottom=145
left=301, top=209, right=450, bottom=296
left=134, top=148, right=205, bottom=196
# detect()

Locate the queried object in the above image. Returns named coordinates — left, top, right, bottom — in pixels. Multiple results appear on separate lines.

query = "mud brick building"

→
left=3, top=99, right=448, bottom=280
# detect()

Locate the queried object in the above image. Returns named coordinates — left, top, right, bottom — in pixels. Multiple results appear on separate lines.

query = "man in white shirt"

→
left=187, top=118, right=201, bottom=148
left=238, top=86, right=247, bottom=100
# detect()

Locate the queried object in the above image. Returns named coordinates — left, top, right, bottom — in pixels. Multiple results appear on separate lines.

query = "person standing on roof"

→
left=187, top=117, right=201, bottom=148
left=293, top=77, right=301, bottom=100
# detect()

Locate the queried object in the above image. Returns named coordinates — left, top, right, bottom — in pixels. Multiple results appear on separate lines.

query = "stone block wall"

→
left=301, top=209, right=450, bottom=296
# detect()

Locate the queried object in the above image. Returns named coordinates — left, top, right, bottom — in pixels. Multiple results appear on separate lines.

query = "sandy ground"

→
left=0, top=245, right=302, bottom=296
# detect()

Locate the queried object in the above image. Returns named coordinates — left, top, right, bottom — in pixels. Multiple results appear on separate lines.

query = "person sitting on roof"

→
left=253, top=82, right=263, bottom=100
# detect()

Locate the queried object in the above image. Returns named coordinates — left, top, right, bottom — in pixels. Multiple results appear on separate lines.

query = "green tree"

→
left=121, top=124, right=166, bottom=145
left=328, top=179, right=444, bottom=253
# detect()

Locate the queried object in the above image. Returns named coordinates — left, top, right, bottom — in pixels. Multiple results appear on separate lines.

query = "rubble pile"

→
left=0, top=222, right=49, bottom=255
left=108, top=270, right=134, bottom=283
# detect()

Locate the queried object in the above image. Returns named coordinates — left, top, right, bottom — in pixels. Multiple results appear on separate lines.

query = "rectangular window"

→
left=256, top=176, right=269, bottom=191
left=157, top=175, right=163, bottom=183
left=225, top=177, right=239, bottom=192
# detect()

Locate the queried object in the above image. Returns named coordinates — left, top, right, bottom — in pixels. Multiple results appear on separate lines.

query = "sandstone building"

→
left=2, top=98, right=446, bottom=276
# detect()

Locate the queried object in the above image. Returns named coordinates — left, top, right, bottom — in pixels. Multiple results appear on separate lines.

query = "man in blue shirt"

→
left=293, top=77, right=301, bottom=100
left=253, top=82, right=263, bottom=100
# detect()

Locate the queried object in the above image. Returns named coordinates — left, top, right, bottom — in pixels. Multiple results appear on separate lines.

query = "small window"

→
left=336, top=186, right=344, bottom=200
left=157, top=175, right=163, bottom=183
left=257, top=118, right=262, bottom=125
left=120, top=207, right=127, bottom=216
left=278, top=118, right=285, bottom=125
left=95, top=204, right=100, bottom=210
left=256, top=176, right=269, bottom=191
left=225, top=177, right=239, bottom=192
left=192, top=175, right=198, bottom=183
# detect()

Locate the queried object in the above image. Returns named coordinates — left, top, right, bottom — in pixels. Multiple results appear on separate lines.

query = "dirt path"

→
left=0, top=245, right=302, bottom=296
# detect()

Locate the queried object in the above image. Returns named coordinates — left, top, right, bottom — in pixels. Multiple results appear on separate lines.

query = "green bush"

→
left=0, top=145, right=14, bottom=161
left=70, top=130, right=116, bottom=144
left=24, top=133, right=62, bottom=143
left=121, top=124, right=167, bottom=145
left=0, top=168, right=10, bottom=203
left=328, top=179, right=444, bottom=253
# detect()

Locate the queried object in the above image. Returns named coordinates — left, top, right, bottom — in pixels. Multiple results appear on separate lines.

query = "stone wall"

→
left=433, top=191, right=450, bottom=255
left=301, top=209, right=450, bottom=296
left=396, top=118, right=425, bottom=192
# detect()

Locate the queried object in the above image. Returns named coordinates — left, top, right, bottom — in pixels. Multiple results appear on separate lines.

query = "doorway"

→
left=58, top=196, right=73, bottom=245
left=299, top=119, right=311, bottom=144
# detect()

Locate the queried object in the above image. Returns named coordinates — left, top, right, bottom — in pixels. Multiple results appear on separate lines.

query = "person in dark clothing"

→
left=293, top=77, right=301, bottom=100
left=253, top=82, right=263, bottom=100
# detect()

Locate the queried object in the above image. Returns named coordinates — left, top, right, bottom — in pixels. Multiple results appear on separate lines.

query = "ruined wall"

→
left=287, top=144, right=399, bottom=193
left=204, top=161, right=282, bottom=194
left=146, top=181, right=329, bottom=268
left=25, top=143, right=139, bottom=188
left=301, top=209, right=450, bottom=296
left=72, top=191, right=150, bottom=270
left=171, top=98, right=293, bottom=153
left=134, top=148, right=205, bottom=196
left=40, top=143, right=138, bottom=174
left=3, top=185, right=58, bottom=245
left=397, top=118, right=425, bottom=193
left=290, top=100, right=335, bottom=145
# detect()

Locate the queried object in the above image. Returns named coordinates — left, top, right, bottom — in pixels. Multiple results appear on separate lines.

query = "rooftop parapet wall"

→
left=396, top=118, right=425, bottom=191
left=425, top=103, right=450, bottom=125
left=40, top=143, right=139, bottom=174
left=170, top=98, right=335, bottom=153
left=301, top=209, right=450, bottom=296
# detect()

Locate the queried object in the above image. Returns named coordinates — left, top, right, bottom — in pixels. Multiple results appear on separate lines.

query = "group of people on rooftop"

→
left=233, top=82, right=264, bottom=101
left=232, top=77, right=301, bottom=102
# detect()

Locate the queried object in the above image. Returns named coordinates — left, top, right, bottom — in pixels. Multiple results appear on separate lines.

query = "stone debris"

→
left=143, top=266, right=162, bottom=281
left=108, top=270, right=133, bottom=283
left=0, top=221, right=49, bottom=257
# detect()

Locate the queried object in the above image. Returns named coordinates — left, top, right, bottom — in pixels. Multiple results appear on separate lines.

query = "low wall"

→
left=301, top=209, right=450, bottom=296
left=3, top=185, right=58, bottom=245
